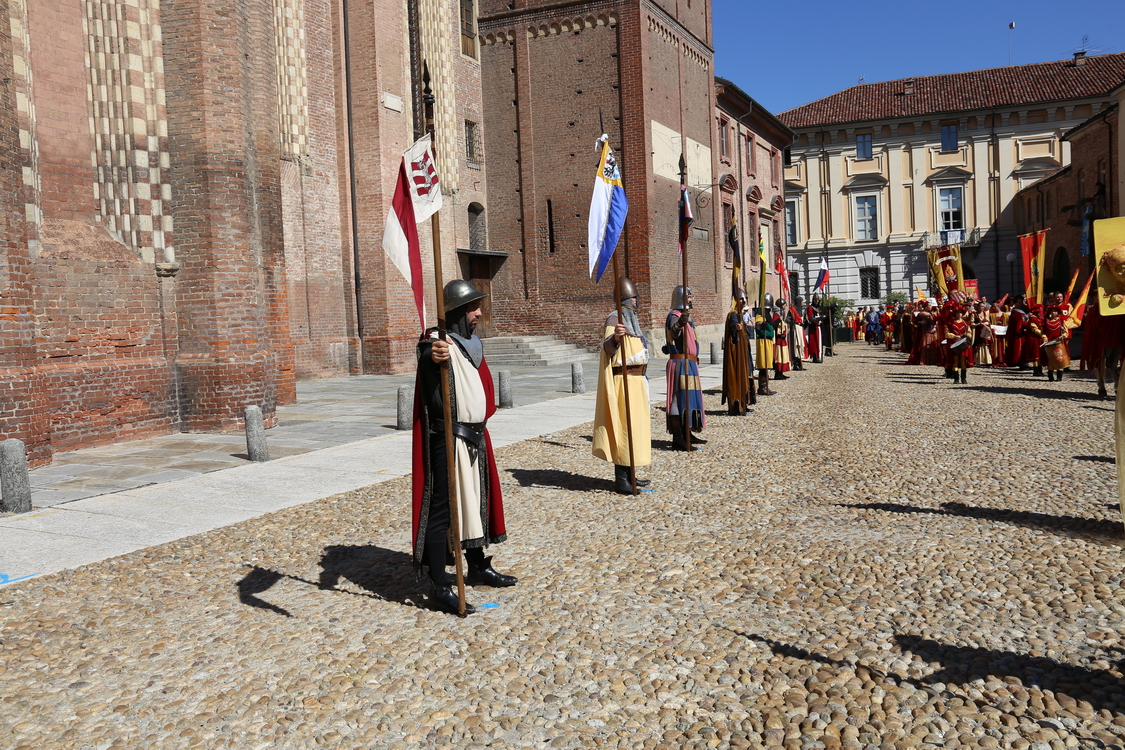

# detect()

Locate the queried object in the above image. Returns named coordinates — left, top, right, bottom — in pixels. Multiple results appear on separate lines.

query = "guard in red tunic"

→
left=1040, top=305, right=1071, bottom=382
left=412, top=280, right=517, bottom=615
left=880, top=304, right=896, bottom=350
left=804, top=295, right=823, bottom=363
left=945, top=305, right=973, bottom=383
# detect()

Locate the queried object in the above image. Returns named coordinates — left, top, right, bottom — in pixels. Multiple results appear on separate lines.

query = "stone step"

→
left=481, top=334, right=598, bottom=366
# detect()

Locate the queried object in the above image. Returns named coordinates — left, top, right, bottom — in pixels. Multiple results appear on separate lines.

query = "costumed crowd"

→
left=855, top=291, right=1125, bottom=394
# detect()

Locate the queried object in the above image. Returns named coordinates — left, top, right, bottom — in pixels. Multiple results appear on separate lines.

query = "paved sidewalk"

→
left=0, top=359, right=721, bottom=584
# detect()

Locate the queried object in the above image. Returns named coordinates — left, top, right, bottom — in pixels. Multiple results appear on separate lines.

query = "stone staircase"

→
left=482, top=335, right=598, bottom=367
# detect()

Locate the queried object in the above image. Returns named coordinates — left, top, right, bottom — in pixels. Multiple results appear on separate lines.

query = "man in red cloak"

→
left=412, top=280, right=516, bottom=615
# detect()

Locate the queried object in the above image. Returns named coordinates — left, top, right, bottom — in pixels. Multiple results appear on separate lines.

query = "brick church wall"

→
left=480, top=0, right=720, bottom=350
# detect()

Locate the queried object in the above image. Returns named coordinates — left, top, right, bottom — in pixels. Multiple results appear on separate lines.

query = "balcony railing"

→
left=920, top=227, right=981, bottom=249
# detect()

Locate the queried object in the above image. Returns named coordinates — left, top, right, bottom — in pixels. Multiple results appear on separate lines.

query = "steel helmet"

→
left=444, top=279, right=487, bottom=312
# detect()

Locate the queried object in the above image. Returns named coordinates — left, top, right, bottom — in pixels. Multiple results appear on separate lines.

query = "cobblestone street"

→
left=2, top=346, right=1123, bottom=750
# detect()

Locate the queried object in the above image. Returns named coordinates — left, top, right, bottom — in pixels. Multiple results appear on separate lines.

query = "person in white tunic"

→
left=412, top=280, right=517, bottom=615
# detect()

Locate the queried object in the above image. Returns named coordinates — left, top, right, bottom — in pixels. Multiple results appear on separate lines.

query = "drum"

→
left=1041, top=338, right=1062, bottom=348
left=949, top=336, right=971, bottom=354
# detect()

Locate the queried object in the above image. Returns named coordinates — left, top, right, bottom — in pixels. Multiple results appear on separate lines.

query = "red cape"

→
left=411, top=354, right=506, bottom=567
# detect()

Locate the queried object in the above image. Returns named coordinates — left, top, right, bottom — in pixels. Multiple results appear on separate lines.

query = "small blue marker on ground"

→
left=640, top=488, right=655, bottom=493
left=0, top=573, right=36, bottom=586
left=480, top=602, right=500, bottom=609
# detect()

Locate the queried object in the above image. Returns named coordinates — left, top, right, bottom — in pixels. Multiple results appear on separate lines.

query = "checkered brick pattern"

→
left=83, top=0, right=174, bottom=265
left=275, top=0, right=309, bottom=160
left=419, top=0, right=459, bottom=192
left=8, top=0, right=42, bottom=253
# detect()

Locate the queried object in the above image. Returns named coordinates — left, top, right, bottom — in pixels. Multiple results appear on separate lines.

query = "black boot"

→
left=774, top=368, right=788, bottom=380
left=945, top=368, right=954, bottom=379
left=960, top=369, right=967, bottom=384
left=465, top=550, right=518, bottom=588
left=1033, top=365, right=1043, bottom=377
left=613, top=464, right=649, bottom=493
left=757, top=371, right=775, bottom=396
left=429, top=579, right=476, bottom=615
left=1056, top=370, right=1063, bottom=382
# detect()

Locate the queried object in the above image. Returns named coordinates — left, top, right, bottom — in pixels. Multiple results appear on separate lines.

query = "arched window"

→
left=1052, top=247, right=1070, bottom=289
left=468, top=203, right=486, bottom=253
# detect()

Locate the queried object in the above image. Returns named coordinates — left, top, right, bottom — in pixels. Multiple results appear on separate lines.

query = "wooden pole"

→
left=678, top=153, right=691, bottom=452
left=613, top=253, right=638, bottom=494
left=423, top=62, right=466, bottom=616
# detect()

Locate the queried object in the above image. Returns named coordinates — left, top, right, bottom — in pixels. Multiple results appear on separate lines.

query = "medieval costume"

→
left=971, top=304, right=993, bottom=366
left=898, top=304, right=914, bottom=354
left=906, top=303, right=941, bottom=366
left=988, top=304, right=1007, bottom=367
left=412, top=280, right=516, bottom=616
left=945, top=307, right=972, bottom=383
left=788, top=299, right=805, bottom=370
left=1081, top=301, right=1125, bottom=398
left=722, top=289, right=754, bottom=415
left=773, top=300, right=792, bottom=377
left=1041, top=306, right=1071, bottom=381
left=865, top=307, right=881, bottom=346
left=804, top=297, right=823, bottom=363
left=665, top=285, right=705, bottom=450
left=754, top=295, right=777, bottom=396
left=1024, top=304, right=1045, bottom=377
left=593, top=276, right=653, bottom=492
left=880, top=304, right=896, bottom=350
left=1006, top=299, right=1030, bottom=370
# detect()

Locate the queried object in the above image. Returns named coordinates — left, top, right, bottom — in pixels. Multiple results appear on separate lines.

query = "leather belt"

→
left=611, top=364, right=647, bottom=376
left=430, top=419, right=485, bottom=447
left=669, top=353, right=698, bottom=362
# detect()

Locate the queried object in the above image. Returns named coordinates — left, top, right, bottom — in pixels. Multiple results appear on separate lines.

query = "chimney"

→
left=1074, top=50, right=1087, bottom=67
left=903, top=78, right=915, bottom=95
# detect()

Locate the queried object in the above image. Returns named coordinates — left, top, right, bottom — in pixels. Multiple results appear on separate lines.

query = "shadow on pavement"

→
left=1075, top=455, right=1115, bottom=464
left=894, top=634, right=1125, bottom=714
left=961, top=385, right=1098, bottom=401
left=235, top=546, right=421, bottom=616
left=838, top=501, right=1123, bottom=541
left=736, top=631, right=1125, bottom=715
left=317, top=545, right=418, bottom=606
left=506, top=467, right=608, bottom=492
left=237, top=567, right=292, bottom=617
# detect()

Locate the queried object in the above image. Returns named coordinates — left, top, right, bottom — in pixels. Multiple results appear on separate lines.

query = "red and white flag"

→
left=382, top=135, right=443, bottom=329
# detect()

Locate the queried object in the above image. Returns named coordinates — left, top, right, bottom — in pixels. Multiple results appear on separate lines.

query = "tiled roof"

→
left=779, top=53, right=1125, bottom=129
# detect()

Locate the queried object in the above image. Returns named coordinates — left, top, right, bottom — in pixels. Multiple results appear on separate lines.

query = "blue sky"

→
left=713, top=0, right=1125, bottom=117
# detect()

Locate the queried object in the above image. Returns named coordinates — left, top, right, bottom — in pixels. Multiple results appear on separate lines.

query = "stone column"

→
left=162, top=0, right=296, bottom=431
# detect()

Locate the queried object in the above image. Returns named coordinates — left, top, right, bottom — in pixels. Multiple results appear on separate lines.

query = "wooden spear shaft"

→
left=678, top=154, right=691, bottom=452
left=424, top=63, right=466, bottom=617
left=613, top=252, right=638, bottom=495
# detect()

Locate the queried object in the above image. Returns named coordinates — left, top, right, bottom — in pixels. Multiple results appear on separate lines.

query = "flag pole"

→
left=423, top=62, right=467, bottom=617
left=678, top=153, right=691, bottom=453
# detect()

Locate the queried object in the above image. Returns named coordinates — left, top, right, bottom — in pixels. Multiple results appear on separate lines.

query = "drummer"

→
left=945, top=304, right=973, bottom=384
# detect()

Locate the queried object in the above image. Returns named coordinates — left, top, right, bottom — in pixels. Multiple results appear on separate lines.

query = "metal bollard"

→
left=244, top=405, right=270, bottom=462
left=571, top=362, right=585, bottom=394
left=397, top=385, right=412, bottom=430
left=0, top=438, right=32, bottom=513
left=709, top=341, right=720, bottom=365
left=498, top=370, right=513, bottom=409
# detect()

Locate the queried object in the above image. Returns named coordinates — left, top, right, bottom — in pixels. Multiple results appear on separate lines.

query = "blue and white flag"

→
left=587, top=135, right=629, bottom=282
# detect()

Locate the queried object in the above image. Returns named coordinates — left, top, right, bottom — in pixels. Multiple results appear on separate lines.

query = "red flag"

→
left=382, top=136, right=442, bottom=329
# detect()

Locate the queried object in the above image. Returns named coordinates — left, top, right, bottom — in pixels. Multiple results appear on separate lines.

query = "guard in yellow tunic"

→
left=754, top=293, right=777, bottom=396
left=593, top=276, right=652, bottom=494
